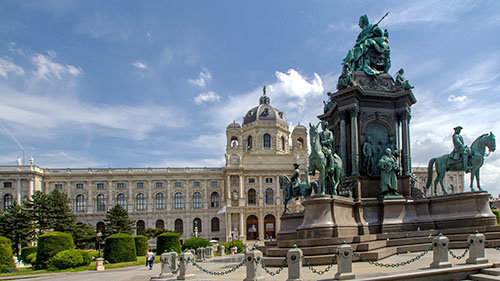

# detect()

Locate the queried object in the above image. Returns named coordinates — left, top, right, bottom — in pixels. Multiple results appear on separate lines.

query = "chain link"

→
left=485, top=241, right=500, bottom=251
left=259, top=258, right=286, bottom=276
left=352, top=245, right=433, bottom=268
left=448, top=243, right=471, bottom=260
left=301, top=254, right=337, bottom=275
left=189, top=258, right=245, bottom=276
left=164, top=257, right=180, bottom=274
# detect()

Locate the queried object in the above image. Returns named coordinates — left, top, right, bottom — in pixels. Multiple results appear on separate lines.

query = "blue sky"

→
left=0, top=1, right=499, bottom=194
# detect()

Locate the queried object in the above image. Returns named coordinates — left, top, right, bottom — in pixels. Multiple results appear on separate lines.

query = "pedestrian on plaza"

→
left=146, top=248, right=155, bottom=270
left=145, top=248, right=151, bottom=267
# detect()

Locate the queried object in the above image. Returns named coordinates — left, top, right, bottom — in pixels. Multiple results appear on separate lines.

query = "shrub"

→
left=0, top=236, right=15, bottom=272
left=156, top=232, right=181, bottom=255
left=181, top=237, right=211, bottom=251
left=50, top=250, right=83, bottom=269
left=493, top=208, right=500, bottom=224
left=103, top=233, right=136, bottom=263
left=221, top=240, right=244, bottom=253
left=76, top=249, right=92, bottom=266
left=35, top=231, right=74, bottom=269
left=134, top=235, right=149, bottom=256
left=20, top=246, right=37, bottom=263
left=26, top=253, right=36, bottom=264
left=89, top=250, right=99, bottom=259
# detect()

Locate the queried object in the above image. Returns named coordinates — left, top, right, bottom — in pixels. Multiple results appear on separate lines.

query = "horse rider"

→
left=319, top=121, right=335, bottom=173
left=451, top=126, right=471, bottom=172
left=290, top=163, right=301, bottom=196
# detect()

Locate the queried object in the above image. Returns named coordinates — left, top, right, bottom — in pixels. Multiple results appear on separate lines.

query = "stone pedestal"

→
left=177, top=252, right=195, bottom=280
left=335, top=243, right=355, bottom=280
left=381, top=197, right=418, bottom=233
left=277, top=213, right=304, bottom=240
left=430, top=234, right=452, bottom=268
left=286, top=245, right=303, bottom=281
left=95, top=257, right=104, bottom=271
left=467, top=232, right=488, bottom=264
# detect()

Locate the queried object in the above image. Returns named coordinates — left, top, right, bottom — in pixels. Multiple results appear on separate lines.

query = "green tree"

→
left=72, top=222, right=97, bottom=249
left=46, top=189, right=76, bottom=232
left=0, top=202, right=35, bottom=259
left=24, top=191, right=50, bottom=234
left=104, top=205, right=134, bottom=236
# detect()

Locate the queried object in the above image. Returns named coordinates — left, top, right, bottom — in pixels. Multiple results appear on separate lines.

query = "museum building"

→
left=0, top=90, right=463, bottom=242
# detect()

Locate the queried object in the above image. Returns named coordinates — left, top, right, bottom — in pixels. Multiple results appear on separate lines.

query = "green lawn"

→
left=0, top=256, right=160, bottom=277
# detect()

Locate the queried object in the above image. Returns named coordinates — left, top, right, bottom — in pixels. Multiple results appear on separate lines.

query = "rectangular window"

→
left=3, top=182, right=12, bottom=188
left=210, top=181, right=218, bottom=187
left=117, top=183, right=125, bottom=189
left=97, top=183, right=105, bottom=189
left=76, top=183, right=84, bottom=189
left=248, top=178, right=255, bottom=183
left=193, top=181, right=200, bottom=187
left=175, top=182, right=182, bottom=188
left=137, top=182, right=144, bottom=188
left=265, top=178, right=273, bottom=183
left=55, top=184, right=63, bottom=190
left=155, top=182, right=163, bottom=188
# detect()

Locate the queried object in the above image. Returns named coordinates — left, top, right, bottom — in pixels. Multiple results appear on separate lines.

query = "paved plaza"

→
left=3, top=248, right=500, bottom=281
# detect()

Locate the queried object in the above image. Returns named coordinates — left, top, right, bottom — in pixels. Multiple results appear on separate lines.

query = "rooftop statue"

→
left=426, top=128, right=496, bottom=195
left=395, top=68, right=414, bottom=90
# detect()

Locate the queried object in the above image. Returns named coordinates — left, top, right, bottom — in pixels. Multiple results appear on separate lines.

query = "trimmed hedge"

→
left=0, top=236, right=15, bottom=271
left=50, top=250, right=83, bottom=269
left=181, top=237, right=211, bottom=251
left=35, top=231, right=74, bottom=269
left=26, top=253, right=36, bottom=264
left=156, top=232, right=181, bottom=255
left=76, top=250, right=92, bottom=266
left=89, top=250, right=99, bottom=259
left=20, top=246, right=37, bottom=263
left=103, top=233, right=136, bottom=263
left=134, top=235, right=148, bottom=256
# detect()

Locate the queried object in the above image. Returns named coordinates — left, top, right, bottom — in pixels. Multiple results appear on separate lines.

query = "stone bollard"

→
left=244, top=243, right=248, bottom=253
left=244, top=248, right=265, bottom=281
left=196, top=248, right=205, bottom=262
left=177, top=252, right=195, bottom=280
left=430, top=233, right=452, bottom=268
left=218, top=245, right=225, bottom=256
left=159, top=252, right=173, bottom=279
left=205, top=247, right=211, bottom=259
left=467, top=231, right=489, bottom=264
left=335, top=243, right=355, bottom=280
left=287, top=245, right=303, bottom=281
left=95, top=257, right=105, bottom=271
left=188, top=249, right=195, bottom=257
left=170, top=250, right=178, bottom=273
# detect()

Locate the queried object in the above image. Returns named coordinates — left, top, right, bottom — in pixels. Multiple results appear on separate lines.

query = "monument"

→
left=271, top=14, right=497, bottom=264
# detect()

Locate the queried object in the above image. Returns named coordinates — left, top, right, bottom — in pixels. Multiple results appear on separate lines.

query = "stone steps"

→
left=469, top=273, right=500, bottom=281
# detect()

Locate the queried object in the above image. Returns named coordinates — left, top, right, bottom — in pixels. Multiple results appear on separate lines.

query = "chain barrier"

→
left=259, top=258, right=286, bottom=276
left=485, top=241, right=500, bottom=251
left=448, top=242, right=471, bottom=260
left=164, top=257, right=180, bottom=274
left=352, top=245, right=433, bottom=268
left=188, top=257, right=245, bottom=276
left=301, top=254, right=337, bottom=275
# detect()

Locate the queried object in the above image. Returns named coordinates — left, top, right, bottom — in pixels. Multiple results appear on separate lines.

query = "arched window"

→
left=3, top=194, right=13, bottom=211
left=211, top=217, right=220, bottom=232
left=174, top=193, right=184, bottom=209
left=156, top=219, right=165, bottom=229
left=76, top=195, right=86, bottom=212
left=193, top=218, right=202, bottom=233
left=297, top=138, right=304, bottom=149
left=136, top=220, right=145, bottom=235
left=210, top=192, right=220, bottom=208
left=96, top=221, right=105, bottom=235
left=136, top=193, right=146, bottom=210
left=193, top=192, right=202, bottom=209
left=96, top=194, right=105, bottom=211
left=230, top=136, right=238, bottom=147
left=281, top=136, right=286, bottom=151
left=117, top=193, right=126, bottom=209
left=175, top=219, right=183, bottom=234
left=265, top=188, right=274, bottom=205
left=263, top=133, right=271, bottom=148
left=247, top=189, right=256, bottom=205
left=156, top=193, right=165, bottom=210
left=247, top=135, right=253, bottom=150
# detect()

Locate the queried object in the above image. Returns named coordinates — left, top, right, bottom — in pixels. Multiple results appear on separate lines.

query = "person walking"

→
left=146, top=248, right=155, bottom=270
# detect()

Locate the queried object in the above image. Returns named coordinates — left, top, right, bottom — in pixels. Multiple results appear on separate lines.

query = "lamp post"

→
left=97, top=231, right=102, bottom=258
left=95, top=231, right=104, bottom=271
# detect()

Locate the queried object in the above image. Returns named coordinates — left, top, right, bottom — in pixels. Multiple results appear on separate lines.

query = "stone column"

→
left=108, top=180, right=113, bottom=212
left=258, top=176, right=263, bottom=206
left=128, top=180, right=133, bottom=213
left=258, top=212, right=264, bottom=241
left=335, top=243, right=355, bottom=280
left=339, top=110, right=347, bottom=174
left=239, top=212, right=245, bottom=241
left=349, top=107, right=360, bottom=176
left=400, top=108, right=412, bottom=176
left=16, top=178, right=22, bottom=203
left=147, top=180, right=153, bottom=211
left=239, top=175, right=245, bottom=206
left=466, top=231, right=488, bottom=264
left=287, top=245, right=303, bottom=281
left=430, top=234, right=452, bottom=268
left=244, top=249, right=264, bottom=281
left=177, top=252, right=195, bottom=280
left=226, top=175, right=231, bottom=207
left=275, top=175, right=281, bottom=205
left=87, top=180, right=93, bottom=213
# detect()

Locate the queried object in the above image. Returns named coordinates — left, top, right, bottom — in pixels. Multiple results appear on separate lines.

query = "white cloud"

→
left=0, top=57, right=24, bottom=78
left=189, top=68, right=212, bottom=88
left=194, top=91, right=220, bottom=105
left=32, top=52, right=82, bottom=80
left=447, top=95, right=467, bottom=102
left=131, top=61, right=148, bottom=70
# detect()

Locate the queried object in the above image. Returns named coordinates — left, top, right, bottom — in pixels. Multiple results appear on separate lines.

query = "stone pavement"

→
left=5, top=248, right=500, bottom=281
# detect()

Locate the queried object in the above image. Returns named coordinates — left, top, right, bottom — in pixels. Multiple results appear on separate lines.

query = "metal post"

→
left=244, top=248, right=264, bottom=281
left=467, top=231, right=488, bottom=264
left=335, top=243, right=355, bottom=280
left=287, top=245, right=303, bottom=281
left=177, top=252, right=195, bottom=280
left=95, top=232, right=104, bottom=271
left=430, top=233, right=452, bottom=268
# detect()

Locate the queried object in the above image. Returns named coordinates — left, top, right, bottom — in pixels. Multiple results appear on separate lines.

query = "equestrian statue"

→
left=426, top=127, right=496, bottom=195
left=279, top=163, right=314, bottom=215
